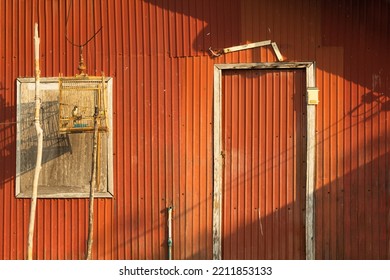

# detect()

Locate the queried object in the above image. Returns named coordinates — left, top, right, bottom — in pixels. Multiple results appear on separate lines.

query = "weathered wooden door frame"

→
left=213, top=62, right=317, bottom=260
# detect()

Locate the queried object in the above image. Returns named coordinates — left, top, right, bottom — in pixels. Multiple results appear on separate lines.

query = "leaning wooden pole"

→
left=27, top=23, right=43, bottom=260
left=85, top=106, right=99, bottom=260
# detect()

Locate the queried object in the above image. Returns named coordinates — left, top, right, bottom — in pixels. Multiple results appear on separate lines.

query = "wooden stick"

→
left=27, top=23, right=43, bottom=260
left=85, top=106, right=99, bottom=260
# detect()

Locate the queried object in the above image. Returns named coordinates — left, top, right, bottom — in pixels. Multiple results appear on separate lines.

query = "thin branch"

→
left=85, top=106, right=99, bottom=260
left=27, top=23, right=43, bottom=260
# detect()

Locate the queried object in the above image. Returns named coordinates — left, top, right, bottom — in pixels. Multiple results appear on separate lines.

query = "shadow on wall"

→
left=18, top=100, right=72, bottom=176
left=144, top=0, right=242, bottom=57
left=0, top=90, right=15, bottom=186
left=144, top=0, right=390, bottom=93
left=1, top=80, right=74, bottom=185
left=141, top=0, right=390, bottom=157
left=112, top=146, right=389, bottom=260
left=315, top=150, right=390, bottom=260
left=355, top=90, right=390, bottom=117
left=220, top=143, right=390, bottom=260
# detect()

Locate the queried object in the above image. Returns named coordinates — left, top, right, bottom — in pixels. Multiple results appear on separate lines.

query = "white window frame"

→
left=15, top=77, right=114, bottom=198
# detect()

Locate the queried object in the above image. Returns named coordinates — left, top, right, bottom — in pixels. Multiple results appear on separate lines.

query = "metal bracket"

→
left=209, top=40, right=284, bottom=61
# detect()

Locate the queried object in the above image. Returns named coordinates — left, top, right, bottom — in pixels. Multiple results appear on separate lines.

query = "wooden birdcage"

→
left=58, top=76, right=108, bottom=133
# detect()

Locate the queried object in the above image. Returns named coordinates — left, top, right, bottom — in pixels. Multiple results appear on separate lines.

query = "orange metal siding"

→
left=0, top=0, right=390, bottom=260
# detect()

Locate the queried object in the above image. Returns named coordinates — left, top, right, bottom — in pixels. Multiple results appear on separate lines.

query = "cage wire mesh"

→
left=58, top=76, right=108, bottom=133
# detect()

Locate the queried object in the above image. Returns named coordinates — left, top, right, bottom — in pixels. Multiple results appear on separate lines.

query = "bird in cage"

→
left=71, top=105, right=82, bottom=122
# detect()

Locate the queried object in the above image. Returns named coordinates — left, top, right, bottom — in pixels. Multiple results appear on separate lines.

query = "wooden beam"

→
left=212, top=66, right=223, bottom=260
left=305, top=62, right=316, bottom=260
left=271, top=42, right=284, bottom=61
left=215, top=62, right=313, bottom=70
left=222, top=40, right=271, bottom=53
left=210, top=41, right=284, bottom=61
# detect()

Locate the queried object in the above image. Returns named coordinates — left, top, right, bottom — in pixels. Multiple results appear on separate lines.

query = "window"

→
left=16, top=77, right=113, bottom=198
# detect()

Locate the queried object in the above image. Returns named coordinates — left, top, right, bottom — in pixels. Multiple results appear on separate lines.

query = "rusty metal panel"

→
left=1, top=0, right=390, bottom=260
left=221, top=69, right=306, bottom=259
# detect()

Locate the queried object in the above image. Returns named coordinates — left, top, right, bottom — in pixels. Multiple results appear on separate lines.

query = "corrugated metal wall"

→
left=0, top=0, right=389, bottom=259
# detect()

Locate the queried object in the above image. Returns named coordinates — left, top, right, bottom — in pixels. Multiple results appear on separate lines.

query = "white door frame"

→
left=212, top=62, right=317, bottom=260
